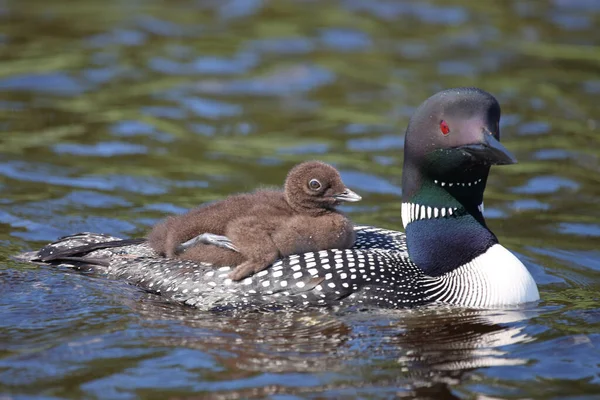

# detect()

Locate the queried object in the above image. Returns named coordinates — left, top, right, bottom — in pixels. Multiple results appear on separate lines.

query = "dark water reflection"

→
left=1, top=0, right=600, bottom=398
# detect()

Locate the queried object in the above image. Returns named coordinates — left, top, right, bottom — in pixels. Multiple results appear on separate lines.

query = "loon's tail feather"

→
left=13, top=232, right=125, bottom=264
left=41, top=256, right=111, bottom=267
left=35, top=238, right=146, bottom=262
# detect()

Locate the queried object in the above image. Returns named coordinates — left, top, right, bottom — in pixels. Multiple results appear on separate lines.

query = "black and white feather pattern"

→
left=16, top=225, right=538, bottom=309
left=18, top=226, right=436, bottom=310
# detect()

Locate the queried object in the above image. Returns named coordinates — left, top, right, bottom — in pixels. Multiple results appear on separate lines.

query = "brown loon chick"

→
left=147, top=161, right=361, bottom=281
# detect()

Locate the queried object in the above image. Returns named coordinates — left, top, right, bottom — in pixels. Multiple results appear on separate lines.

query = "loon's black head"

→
left=284, top=161, right=361, bottom=214
left=402, top=87, right=515, bottom=223
left=401, top=88, right=516, bottom=276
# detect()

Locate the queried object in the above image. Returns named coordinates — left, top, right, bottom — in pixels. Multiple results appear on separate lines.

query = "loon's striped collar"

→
left=400, top=202, right=484, bottom=228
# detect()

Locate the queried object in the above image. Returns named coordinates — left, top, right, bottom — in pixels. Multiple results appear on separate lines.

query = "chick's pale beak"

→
left=334, top=188, right=362, bottom=202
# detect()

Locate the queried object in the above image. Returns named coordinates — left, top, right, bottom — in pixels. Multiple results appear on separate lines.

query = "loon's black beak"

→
left=334, top=188, right=362, bottom=202
left=459, top=131, right=517, bottom=165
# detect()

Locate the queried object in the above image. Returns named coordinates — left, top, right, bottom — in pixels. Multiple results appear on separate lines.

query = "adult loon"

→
left=148, top=160, right=361, bottom=281
left=16, top=88, right=540, bottom=310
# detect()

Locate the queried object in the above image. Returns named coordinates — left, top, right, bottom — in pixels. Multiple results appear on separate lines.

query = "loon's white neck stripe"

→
left=419, top=244, right=539, bottom=308
left=401, top=202, right=484, bottom=228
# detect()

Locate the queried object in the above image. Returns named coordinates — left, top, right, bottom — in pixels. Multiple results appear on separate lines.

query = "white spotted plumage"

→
left=24, top=224, right=538, bottom=310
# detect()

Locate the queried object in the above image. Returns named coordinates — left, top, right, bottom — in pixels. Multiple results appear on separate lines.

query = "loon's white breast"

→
left=421, top=244, right=540, bottom=308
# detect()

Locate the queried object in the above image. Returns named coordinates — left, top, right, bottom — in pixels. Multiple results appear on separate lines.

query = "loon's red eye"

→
left=440, top=120, right=450, bottom=135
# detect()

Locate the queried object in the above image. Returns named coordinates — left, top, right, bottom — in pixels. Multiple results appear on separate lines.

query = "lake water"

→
left=1, top=0, right=600, bottom=398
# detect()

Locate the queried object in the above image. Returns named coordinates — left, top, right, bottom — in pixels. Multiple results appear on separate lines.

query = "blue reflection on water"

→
left=512, top=176, right=579, bottom=194
left=0, top=73, right=85, bottom=96
left=53, top=142, right=148, bottom=157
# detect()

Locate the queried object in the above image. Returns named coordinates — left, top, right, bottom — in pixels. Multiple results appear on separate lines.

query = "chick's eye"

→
left=440, top=120, right=450, bottom=135
left=308, top=179, right=321, bottom=190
